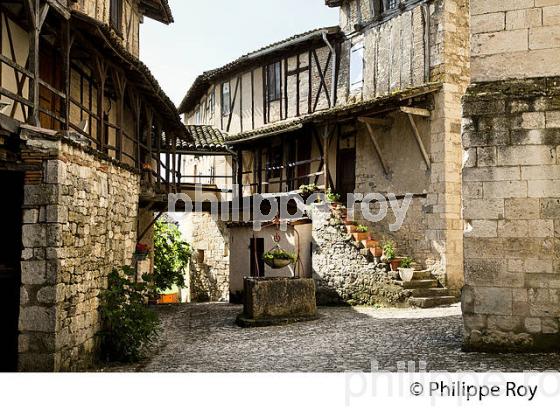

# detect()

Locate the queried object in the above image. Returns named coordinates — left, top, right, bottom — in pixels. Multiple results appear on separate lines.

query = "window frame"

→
left=110, top=0, right=123, bottom=34
left=221, top=82, right=231, bottom=117
left=207, top=89, right=215, bottom=118
left=349, top=41, right=365, bottom=92
left=267, top=61, right=282, bottom=102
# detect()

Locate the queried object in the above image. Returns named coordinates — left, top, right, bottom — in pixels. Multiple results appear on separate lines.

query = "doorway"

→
left=336, top=148, right=356, bottom=203
left=0, top=171, right=23, bottom=371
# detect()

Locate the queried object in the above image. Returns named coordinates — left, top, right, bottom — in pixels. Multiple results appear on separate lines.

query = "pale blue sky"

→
left=140, top=0, right=339, bottom=105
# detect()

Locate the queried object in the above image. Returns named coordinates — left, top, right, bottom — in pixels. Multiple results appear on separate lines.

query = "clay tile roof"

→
left=178, top=26, right=341, bottom=114
left=140, top=0, right=174, bottom=24
left=183, top=125, right=227, bottom=150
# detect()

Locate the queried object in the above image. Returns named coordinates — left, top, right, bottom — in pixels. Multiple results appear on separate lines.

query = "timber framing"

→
left=0, top=0, right=192, bottom=199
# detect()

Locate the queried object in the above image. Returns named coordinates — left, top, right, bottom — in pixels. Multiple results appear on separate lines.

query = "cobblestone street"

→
left=113, top=303, right=560, bottom=372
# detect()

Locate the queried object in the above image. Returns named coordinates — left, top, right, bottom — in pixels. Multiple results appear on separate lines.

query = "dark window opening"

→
left=267, top=62, right=282, bottom=102
left=110, top=0, right=123, bottom=33
left=266, top=144, right=283, bottom=180
left=250, top=238, right=265, bottom=277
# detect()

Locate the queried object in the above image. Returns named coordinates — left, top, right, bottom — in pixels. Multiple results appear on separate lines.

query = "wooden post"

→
left=27, top=0, right=50, bottom=126
left=323, top=125, right=330, bottom=191
left=94, top=56, right=107, bottom=152
left=237, top=149, right=243, bottom=201
left=62, top=20, right=73, bottom=130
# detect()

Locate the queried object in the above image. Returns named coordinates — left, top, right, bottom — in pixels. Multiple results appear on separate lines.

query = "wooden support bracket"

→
left=364, top=123, right=390, bottom=177
left=406, top=113, right=431, bottom=170
left=400, top=106, right=431, bottom=118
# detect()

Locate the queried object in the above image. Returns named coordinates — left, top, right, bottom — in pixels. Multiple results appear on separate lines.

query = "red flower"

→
left=136, top=243, right=150, bottom=254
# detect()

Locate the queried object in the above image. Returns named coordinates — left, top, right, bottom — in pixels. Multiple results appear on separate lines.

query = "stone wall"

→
left=471, top=0, right=560, bottom=82
left=312, top=206, right=411, bottom=306
left=18, top=132, right=139, bottom=371
left=184, top=212, right=230, bottom=302
left=462, top=78, right=560, bottom=351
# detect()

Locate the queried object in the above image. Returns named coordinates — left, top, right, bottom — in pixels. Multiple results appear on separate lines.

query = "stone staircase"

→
left=334, top=205, right=458, bottom=309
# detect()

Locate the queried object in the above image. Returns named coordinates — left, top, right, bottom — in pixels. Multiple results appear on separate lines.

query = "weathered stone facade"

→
left=312, top=206, right=411, bottom=306
left=462, top=78, right=560, bottom=351
left=18, top=133, right=139, bottom=371
left=185, top=212, right=230, bottom=302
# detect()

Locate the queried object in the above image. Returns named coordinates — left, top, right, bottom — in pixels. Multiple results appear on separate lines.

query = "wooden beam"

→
left=406, top=113, right=431, bottom=170
left=365, top=123, right=390, bottom=176
left=358, top=116, right=393, bottom=127
left=400, top=106, right=431, bottom=117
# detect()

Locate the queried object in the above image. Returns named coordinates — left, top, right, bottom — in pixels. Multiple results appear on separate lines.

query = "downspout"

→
left=322, top=31, right=338, bottom=107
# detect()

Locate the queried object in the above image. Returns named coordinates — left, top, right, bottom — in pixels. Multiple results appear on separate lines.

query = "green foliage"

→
left=99, top=267, right=159, bottom=363
left=383, top=240, right=396, bottom=261
left=299, top=183, right=319, bottom=195
left=153, top=220, right=192, bottom=292
left=400, top=257, right=414, bottom=269
left=356, top=225, right=369, bottom=233
left=262, top=248, right=297, bottom=263
left=326, top=189, right=341, bottom=203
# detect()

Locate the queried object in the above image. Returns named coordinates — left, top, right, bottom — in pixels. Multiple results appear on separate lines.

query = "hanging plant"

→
left=262, top=248, right=298, bottom=269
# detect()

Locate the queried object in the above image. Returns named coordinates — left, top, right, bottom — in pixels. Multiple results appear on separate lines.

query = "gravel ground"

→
left=108, top=303, right=560, bottom=372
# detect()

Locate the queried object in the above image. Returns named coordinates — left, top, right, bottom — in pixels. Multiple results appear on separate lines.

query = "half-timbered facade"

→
left=0, top=0, right=188, bottom=371
left=178, top=0, right=469, bottom=305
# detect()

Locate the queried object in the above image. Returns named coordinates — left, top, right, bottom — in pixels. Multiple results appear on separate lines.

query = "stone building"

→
left=179, top=0, right=560, bottom=352
left=462, top=0, right=560, bottom=351
left=178, top=0, right=468, bottom=307
left=0, top=0, right=189, bottom=371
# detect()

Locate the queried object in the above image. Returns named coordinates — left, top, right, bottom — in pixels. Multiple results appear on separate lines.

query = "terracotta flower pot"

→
left=389, top=258, right=403, bottom=271
left=371, top=246, right=383, bottom=257
left=353, top=232, right=369, bottom=241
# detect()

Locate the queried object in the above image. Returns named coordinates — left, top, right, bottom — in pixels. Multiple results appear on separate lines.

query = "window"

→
left=221, top=82, right=231, bottom=116
left=195, top=108, right=201, bottom=125
left=110, top=0, right=123, bottom=33
left=267, top=62, right=282, bottom=102
left=266, top=144, right=283, bottom=180
left=207, top=90, right=215, bottom=118
left=350, top=41, right=364, bottom=91
left=384, top=0, right=400, bottom=11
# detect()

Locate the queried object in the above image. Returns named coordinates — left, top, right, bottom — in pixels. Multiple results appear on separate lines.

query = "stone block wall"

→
left=462, top=78, right=560, bottom=351
left=18, top=133, right=139, bottom=371
left=471, top=0, right=560, bottom=82
left=183, top=212, right=230, bottom=302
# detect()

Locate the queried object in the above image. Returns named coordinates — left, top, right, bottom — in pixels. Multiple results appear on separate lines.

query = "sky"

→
left=139, top=0, right=339, bottom=105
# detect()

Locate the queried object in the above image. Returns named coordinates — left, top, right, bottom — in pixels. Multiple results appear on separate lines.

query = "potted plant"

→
left=353, top=225, right=369, bottom=241
left=262, top=248, right=297, bottom=269
left=382, top=240, right=402, bottom=271
left=299, top=183, right=319, bottom=200
left=326, top=189, right=341, bottom=209
left=398, top=257, right=415, bottom=282
left=134, top=243, right=150, bottom=260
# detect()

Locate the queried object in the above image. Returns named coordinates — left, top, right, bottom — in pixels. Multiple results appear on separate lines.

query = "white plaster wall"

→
left=228, top=223, right=312, bottom=294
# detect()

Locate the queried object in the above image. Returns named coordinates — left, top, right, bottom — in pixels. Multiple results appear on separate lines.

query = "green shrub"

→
left=400, top=257, right=414, bottom=269
left=262, top=249, right=297, bottom=263
left=356, top=225, right=369, bottom=233
left=99, top=267, right=159, bottom=363
left=382, top=240, right=396, bottom=260
left=326, top=189, right=341, bottom=203
left=154, top=220, right=192, bottom=292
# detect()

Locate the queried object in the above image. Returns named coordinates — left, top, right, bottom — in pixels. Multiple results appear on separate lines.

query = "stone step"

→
left=394, top=279, right=439, bottom=289
left=410, top=270, right=434, bottom=280
left=411, top=287, right=451, bottom=298
left=409, top=296, right=458, bottom=309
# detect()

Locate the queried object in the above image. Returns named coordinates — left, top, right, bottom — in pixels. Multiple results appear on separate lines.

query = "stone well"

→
left=236, top=277, right=318, bottom=327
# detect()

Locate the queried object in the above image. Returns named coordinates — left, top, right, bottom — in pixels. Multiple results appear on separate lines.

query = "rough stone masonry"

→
left=18, top=132, right=139, bottom=371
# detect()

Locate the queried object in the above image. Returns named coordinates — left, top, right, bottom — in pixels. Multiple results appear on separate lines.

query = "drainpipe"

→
left=322, top=31, right=338, bottom=107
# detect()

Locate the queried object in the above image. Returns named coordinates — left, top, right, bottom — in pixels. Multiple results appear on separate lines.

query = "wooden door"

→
left=336, top=148, right=356, bottom=203
left=0, top=172, right=23, bottom=371
left=39, top=46, right=63, bottom=130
